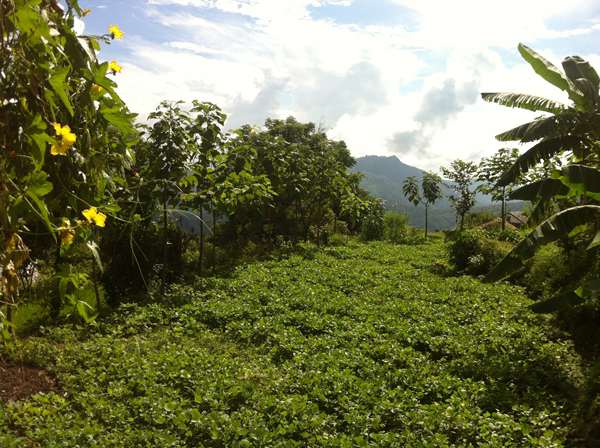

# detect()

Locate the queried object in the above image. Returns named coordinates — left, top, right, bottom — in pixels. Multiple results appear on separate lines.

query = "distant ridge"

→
left=354, top=155, right=424, bottom=185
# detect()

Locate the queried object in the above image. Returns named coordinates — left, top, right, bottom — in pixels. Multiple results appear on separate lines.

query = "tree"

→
left=402, top=171, right=444, bottom=239
left=440, top=160, right=478, bottom=231
left=476, top=148, right=520, bottom=230
left=481, top=44, right=600, bottom=313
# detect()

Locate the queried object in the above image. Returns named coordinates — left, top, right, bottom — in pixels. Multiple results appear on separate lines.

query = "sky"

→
left=77, top=0, right=600, bottom=171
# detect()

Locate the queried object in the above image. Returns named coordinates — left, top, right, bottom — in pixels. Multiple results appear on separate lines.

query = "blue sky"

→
left=78, top=0, right=600, bottom=171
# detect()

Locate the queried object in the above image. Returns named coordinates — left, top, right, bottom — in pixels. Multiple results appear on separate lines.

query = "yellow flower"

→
left=76, top=219, right=90, bottom=228
left=109, top=24, right=124, bottom=39
left=92, top=84, right=104, bottom=93
left=108, top=60, right=122, bottom=74
left=82, top=206, right=107, bottom=227
left=50, top=123, right=76, bottom=155
left=51, top=142, right=69, bottom=155
left=82, top=8, right=92, bottom=17
left=54, top=123, right=76, bottom=145
left=60, top=229, right=75, bottom=245
left=58, top=220, right=75, bottom=245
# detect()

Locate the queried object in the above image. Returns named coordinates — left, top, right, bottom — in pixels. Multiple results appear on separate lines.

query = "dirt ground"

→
left=0, top=361, right=65, bottom=404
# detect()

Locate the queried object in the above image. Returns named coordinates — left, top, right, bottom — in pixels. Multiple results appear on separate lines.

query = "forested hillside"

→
left=354, top=155, right=525, bottom=231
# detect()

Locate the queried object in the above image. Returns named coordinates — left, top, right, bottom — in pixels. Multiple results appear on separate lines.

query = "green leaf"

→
left=529, top=279, right=600, bottom=313
left=528, top=290, right=585, bottom=313
left=484, top=205, right=600, bottom=282
left=48, top=66, right=74, bottom=116
left=552, top=164, right=600, bottom=201
left=496, top=136, right=593, bottom=186
left=495, top=114, right=594, bottom=143
left=562, top=55, right=600, bottom=96
left=480, top=92, right=571, bottom=115
left=509, top=178, right=571, bottom=201
left=26, top=190, right=55, bottom=241
left=28, top=172, right=54, bottom=198
left=519, top=43, right=583, bottom=105
left=86, top=240, right=104, bottom=272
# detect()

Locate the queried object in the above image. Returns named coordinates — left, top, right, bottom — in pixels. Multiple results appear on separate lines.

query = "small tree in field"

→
left=402, top=171, right=444, bottom=239
left=441, top=160, right=478, bottom=231
left=476, top=148, right=520, bottom=230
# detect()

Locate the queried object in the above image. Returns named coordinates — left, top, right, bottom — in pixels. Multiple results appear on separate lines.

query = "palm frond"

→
left=496, top=114, right=594, bottom=142
left=509, top=178, right=571, bottom=201
left=496, top=136, right=593, bottom=186
left=481, top=92, right=571, bottom=115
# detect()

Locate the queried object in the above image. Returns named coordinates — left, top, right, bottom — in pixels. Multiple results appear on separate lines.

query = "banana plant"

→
left=482, top=44, right=600, bottom=313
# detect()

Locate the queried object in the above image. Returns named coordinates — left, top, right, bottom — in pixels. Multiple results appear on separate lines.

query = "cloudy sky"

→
left=80, top=0, right=600, bottom=171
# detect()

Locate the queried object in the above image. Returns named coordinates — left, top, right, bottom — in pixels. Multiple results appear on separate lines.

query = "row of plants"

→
left=0, top=240, right=582, bottom=447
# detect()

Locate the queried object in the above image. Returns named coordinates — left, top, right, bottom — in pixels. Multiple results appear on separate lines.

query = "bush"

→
left=446, top=230, right=510, bottom=276
left=101, top=220, right=191, bottom=305
left=359, top=202, right=385, bottom=242
left=328, top=234, right=347, bottom=247
left=383, top=211, right=410, bottom=244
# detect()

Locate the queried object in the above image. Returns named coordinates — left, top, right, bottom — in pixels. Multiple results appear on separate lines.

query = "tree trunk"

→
left=199, top=207, right=204, bottom=278
left=92, top=259, right=102, bottom=313
left=425, top=204, right=429, bottom=240
left=501, top=187, right=506, bottom=231
left=212, top=204, right=216, bottom=277
left=160, top=198, right=168, bottom=298
left=268, top=206, right=272, bottom=255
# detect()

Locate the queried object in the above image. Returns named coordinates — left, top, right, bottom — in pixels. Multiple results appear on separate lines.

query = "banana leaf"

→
left=519, top=43, right=584, bottom=105
left=529, top=279, right=600, bottom=313
left=509, top=178, right=571, bottom=201
left=484, top=205, right=600, bottom=282
left=496, top=136, right=593, bottom=186
left=481, top=92, right=570, bottom=115
left=552, top=164, right=600, bottom=201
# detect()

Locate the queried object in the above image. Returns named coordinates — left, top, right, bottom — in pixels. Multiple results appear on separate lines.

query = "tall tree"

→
left=402, top=171, right=444, bottom=239
left=441, top=160, right=478, bottom=231
left=143, top=101, right=197, bottom=297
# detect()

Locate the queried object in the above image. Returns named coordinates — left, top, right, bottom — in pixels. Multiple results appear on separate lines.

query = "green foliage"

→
left=482, top=44, right=600, bottom=313
left=0, top=0, right=137, bottom=346
left=359, top=199, right=386, bottom=242
left=441, top=160, right=478, bottom=231
left=382, top=211, right=410, bottom=244
left=402, top=171, right=444, bottom=239
left=1, top=241, right=579, bottom=446
left=101, top=220, right=192, bottom=304
left=446, top=230, right=511, bottom=276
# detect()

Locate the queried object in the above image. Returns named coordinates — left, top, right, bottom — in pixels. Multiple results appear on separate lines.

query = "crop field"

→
left=1, top=239, right=580, bottom=447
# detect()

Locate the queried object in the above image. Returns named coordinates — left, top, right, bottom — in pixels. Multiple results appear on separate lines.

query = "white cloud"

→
left=106, top=0, right=600, bottom=173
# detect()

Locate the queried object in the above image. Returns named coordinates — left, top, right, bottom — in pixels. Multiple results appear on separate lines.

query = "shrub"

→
left=328, top=234, right=347, bottom=247
left=101, top=220, right=191, bottom=305
left=446, top=230, right=510, bottom=276
left=383, top=212, right=410, bottom=244
left=359, top=203, right=385, bottom=242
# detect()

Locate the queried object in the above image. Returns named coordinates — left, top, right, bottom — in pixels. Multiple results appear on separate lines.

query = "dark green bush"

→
left=446, top=230, right=509, bottom=275
left=101, top=220, right=191, bottom=305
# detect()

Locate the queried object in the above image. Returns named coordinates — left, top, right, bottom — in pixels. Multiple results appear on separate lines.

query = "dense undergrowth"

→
left=0, top=238, right=584, bottom=447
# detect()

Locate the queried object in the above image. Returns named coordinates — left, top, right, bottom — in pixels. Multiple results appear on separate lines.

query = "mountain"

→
left=352, top=155, right=525, bottom=231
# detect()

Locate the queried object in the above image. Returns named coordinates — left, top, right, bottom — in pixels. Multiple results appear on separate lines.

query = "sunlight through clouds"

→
left=85, top=0, right=600, bottom=170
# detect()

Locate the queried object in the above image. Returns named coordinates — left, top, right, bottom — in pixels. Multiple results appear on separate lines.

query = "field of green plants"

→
left=1, top=238, right=581, bottom=447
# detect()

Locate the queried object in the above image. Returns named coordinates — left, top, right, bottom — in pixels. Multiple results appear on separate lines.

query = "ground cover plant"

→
left=1, top=238, right=581, bottom=447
